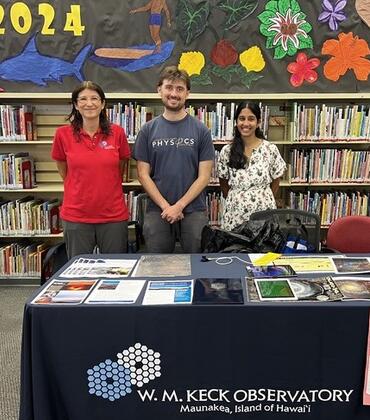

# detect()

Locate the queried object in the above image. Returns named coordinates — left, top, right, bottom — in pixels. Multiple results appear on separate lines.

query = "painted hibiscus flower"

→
left=258, top=1, right=313, bottom=60
left=322, top=32, right=370, bottom=81
left=210, top=39, right=238, bottom=68
left=178, top=51, right=205, bottom=76
left=318, top=0, right=347, bottom=31
left=287, top=53, right=320, bottom=87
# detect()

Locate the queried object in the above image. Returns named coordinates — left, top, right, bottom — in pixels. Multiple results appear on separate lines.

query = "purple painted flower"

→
left=318, top=0, right=347, bottom=31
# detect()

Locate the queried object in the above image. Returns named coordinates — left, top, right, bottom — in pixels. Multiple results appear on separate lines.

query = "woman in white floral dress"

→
left=217, top=102, right=286, bottom=231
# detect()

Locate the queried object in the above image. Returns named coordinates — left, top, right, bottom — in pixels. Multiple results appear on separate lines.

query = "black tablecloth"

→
left=19, top=254, right=370, bottom=420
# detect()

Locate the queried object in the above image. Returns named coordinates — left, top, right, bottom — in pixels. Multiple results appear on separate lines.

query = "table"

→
left=19, top=254, right=370, bottom=420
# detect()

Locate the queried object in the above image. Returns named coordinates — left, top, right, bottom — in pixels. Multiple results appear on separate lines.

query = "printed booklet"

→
left=248, top=254, right=337, bottom=273
left=60, top=258, right=138, bottom=278
left=142, top=280, right=193, bottom=305
left=84, top=279, right=146, bottom=304
left=333, top=277, right=370, bottom=300
left=330, top=257, right=370, bottom=275
left=32, top=279, right=97, bottom=304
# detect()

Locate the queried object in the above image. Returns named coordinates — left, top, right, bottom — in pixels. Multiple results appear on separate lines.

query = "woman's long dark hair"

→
left=229, top=101, right=265, bottom=169
left=68, top=81, right=111, bottom=136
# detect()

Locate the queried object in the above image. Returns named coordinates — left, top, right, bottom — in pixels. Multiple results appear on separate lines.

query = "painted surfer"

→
left=129, top=0, right=171, bottom=53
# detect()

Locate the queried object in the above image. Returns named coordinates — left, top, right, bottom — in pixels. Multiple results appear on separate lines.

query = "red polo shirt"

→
left=52, top=124, right=130, bottom=223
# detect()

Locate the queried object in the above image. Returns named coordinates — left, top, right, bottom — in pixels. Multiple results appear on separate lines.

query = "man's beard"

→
left=163, top=98, right=184, bottom=112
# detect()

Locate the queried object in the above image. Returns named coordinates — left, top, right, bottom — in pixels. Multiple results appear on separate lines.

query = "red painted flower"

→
left=211, top=39, right=238, bottom=68
left=287, top=53, right=320, bottom=87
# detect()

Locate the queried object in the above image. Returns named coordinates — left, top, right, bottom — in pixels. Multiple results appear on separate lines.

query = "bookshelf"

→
left=0, top=92, right=369, bottom=279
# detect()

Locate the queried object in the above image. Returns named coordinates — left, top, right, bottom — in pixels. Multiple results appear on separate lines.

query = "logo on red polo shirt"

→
left=99, top=140, right=115, bottom=150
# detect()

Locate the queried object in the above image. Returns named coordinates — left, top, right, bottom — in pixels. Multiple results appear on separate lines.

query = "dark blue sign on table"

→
left=19, top=254, right=370, bottom=420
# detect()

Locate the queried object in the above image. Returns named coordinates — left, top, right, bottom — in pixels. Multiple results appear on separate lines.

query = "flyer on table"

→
left=84, top=279, right=146, bottom=304
left=142, top=280, right=194, bottom=305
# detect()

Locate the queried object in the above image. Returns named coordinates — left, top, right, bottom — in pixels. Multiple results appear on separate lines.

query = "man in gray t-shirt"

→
left=133, top=65, right=215, bottom=253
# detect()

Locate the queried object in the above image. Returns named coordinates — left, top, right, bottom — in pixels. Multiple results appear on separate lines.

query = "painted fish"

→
left=0, top=35, right=92, bottom=86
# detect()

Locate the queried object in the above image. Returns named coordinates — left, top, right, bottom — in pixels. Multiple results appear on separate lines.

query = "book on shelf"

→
left=20, top=157, right=36, bottom=189
left=0, top=104, right=35, bottom=141
left=0, top=152, right=35, bottom=189
left=0, top=197, right=61, bottom=235
left=122, top=159, right=131, bottom=183
left=46, top=200, right=61, bottom=234
left=292, top=103, right=370, bottom=141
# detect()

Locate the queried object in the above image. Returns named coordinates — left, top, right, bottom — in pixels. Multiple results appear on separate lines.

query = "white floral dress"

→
left=217, top=140, right=286, bottom=231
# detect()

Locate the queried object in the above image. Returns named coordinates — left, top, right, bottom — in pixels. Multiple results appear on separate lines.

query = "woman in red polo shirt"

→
left=52, top=81, right=131, bottom=258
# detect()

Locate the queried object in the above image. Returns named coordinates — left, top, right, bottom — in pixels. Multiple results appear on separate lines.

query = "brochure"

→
left=330, top=257, right=370, bottom=274
left=334, top=277, right=370, bottom=300
left=132, top=254, right=191, bottom=277
left=32, top=279, right=97, bottom=304
left=289, top=277, right=343, bottom=301
left=60, top=258, right=138, bottom=278
left=142, top=280, right=193, bottom=305
left=249, top=254, right=337, bottom=273
left=246, top=265, right=296, bottom=278
left=193, top=278, right=244, bottom=304
left=84, top=279, right=146, bottom=304
left=247, top=276, right=344, bottom=302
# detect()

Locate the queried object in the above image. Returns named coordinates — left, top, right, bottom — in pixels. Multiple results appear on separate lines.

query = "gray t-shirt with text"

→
left=133, top=114, right=214, bottom=212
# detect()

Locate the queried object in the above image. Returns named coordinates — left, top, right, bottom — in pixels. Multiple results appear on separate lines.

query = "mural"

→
left=0, top=0, right=368, bottom=93
left=90, top=0, right=174, bottom=72
left=0, top=34, right=91, bottom=86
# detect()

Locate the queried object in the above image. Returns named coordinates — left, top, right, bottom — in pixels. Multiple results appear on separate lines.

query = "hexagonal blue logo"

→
left=87, top=343, right=161, bottom=402
left=87, top=359, right=132, bottom=402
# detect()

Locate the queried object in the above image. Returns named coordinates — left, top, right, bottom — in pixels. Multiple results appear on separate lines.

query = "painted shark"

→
left=0, top=35, right=92, bottom=86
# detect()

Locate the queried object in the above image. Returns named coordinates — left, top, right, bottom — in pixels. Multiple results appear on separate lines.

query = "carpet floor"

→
left=0, top=286, right=37, bottom=420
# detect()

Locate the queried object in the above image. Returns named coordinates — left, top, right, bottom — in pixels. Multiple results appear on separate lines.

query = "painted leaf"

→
left=211, top=64, right=239, bottom=83
left=239, top=71, right=264, bottom=88
left=176, top=0, right=210, bottom=45
left=190, top=71, right=213, bottom=86
left=278, top=0, right=291, bottom=15
left=218, top=0, right=259, bottom=30
left=265, top=0, right=279, bottom=12
left=258, top=10, right=276, bottom=22
left=300, top=22, right=312, bottom=33
left=266, top=36, right=275, bottom=49
left=290, top=0, right=301, bottom=15
left=259, top=23, right=271, bottom=36
left=287, top=40, right=298, bottom=56
left=274, top=45, right=287, bottom=59
left=298, top=35, right=313, bottom=49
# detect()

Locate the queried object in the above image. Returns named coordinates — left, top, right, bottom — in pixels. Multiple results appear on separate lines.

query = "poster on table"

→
left=0, top=0, right=368, bottom=93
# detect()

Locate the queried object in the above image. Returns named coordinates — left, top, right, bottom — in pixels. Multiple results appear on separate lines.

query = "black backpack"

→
left=201, top=220, right=285, bottom=253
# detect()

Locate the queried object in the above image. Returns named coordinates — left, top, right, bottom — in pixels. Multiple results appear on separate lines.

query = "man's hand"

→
left=161, top=203, right=184, bottom=224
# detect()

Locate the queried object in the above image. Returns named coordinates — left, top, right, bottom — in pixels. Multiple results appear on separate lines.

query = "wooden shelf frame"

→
left=0, top=92, right=370, bottom=100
